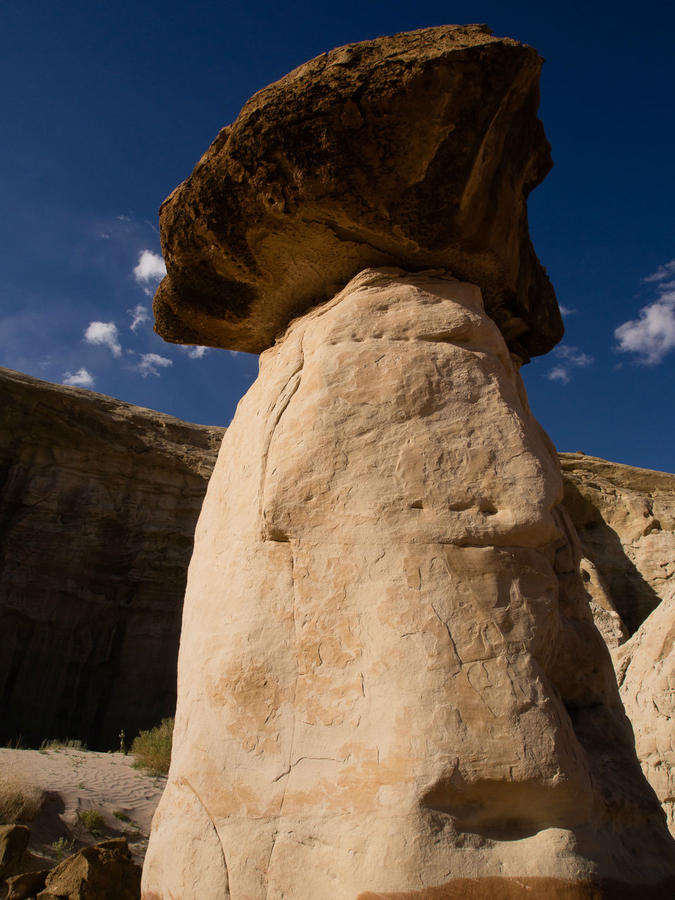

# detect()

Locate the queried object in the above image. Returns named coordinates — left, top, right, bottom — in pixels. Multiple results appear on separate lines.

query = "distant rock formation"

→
left=0, top=367, right=223, bottom=750
left=559, top=455, right=675, bottom=841
left=613, top=595, right=675, bottom=838
left=560, top=452, right=675, bottom=637
left=142, top=25, right=675, bottom=898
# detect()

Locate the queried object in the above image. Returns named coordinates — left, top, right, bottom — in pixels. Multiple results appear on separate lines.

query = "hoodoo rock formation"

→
left=0, top=367, right=223, bottom=749
left=142, top=25, right=675, bottom=899
left=153, top=24, right=562, bottom=361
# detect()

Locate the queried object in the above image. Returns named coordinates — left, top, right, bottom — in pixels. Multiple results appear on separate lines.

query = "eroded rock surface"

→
left=142, top=271, right=675, bottom=899
left=40, top=837, right=141, bottom=900
left=0, top=825, right=30, bottom=880
left=560, top=453, right=675, bottom=636
left=613, top=594, right=675, bottom=838
left=0, top=367, right=223, bottom=749
left=154, top=24, right=561, bottom=359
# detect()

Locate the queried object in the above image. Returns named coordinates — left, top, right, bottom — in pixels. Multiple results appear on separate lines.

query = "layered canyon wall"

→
left=0, top=366, right=223, bottom=749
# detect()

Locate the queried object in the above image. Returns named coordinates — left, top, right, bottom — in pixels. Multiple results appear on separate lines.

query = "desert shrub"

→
left=78, top=808, right=104, bottom=834
left=50, top=836, right=76, bottom=860
left=131, top=718, right=174, bottom=776
left=0, top=771, right=45, bottom=824
left=40, top=738, right=85, bottom=751
left=113, top=809, right=131, bottom=823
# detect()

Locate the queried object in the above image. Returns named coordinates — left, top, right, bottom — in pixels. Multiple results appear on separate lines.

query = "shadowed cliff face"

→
left=0, top=366, right=223, bottom=750
left=560, top=453, right=675, bottom=636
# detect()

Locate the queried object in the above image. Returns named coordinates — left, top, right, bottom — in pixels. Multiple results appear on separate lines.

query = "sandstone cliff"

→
left=559, top=454, right=675, bottom=841
left=560, top=452, right=675, bottom=638
left=0, top=366, right=223, bottom=750
left=613, top=595, right=675, bottom=838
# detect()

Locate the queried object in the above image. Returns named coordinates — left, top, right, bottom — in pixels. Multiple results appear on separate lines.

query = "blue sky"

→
left=2, top=0, right=674, bottom=472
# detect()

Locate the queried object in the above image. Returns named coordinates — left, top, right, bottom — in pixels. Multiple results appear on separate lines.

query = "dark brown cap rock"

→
left=154, top=24, right=562, bottom=358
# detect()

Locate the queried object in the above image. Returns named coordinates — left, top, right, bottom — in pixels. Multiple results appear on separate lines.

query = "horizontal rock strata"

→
left=0, top=367, right=223, bottom=749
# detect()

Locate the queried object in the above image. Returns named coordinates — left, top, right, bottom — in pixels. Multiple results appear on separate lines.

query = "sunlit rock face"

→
left=560, top=452, right=675, bottom=636
left=613, top=592, right=675, bottom=839
left=142, top=271, right=675, bottom=899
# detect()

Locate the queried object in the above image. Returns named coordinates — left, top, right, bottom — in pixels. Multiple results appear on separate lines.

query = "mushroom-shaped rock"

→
left=154, top=24, right=561, bottom=359
left=143, top=26, right=675, bottom=900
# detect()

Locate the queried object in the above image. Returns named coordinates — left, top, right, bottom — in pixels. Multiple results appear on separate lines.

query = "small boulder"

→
left=6, top=868, right=49, bottom=899
left=0, top=824, right=30, bottom=880
left=39, top=838, right=140, bottom=900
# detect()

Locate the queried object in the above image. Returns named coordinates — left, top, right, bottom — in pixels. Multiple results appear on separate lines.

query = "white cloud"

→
left=615, top=290, right=675, bottom=365
left=547, top=366, right=570, bottom=384
left=554, top=345, right=593, bottom=367
left=559, top=305, right=577, bottom=317
left=129, top=304, right=150, bottom=332
left=133, top=250, right=166, bottom=285
left=63, top=368, right=95, bottom=388
left=137, top=352, right=173, bottom=377
left=545, top=344, right=593, bottom=385
left=643, top=259, right=675, bottom=283
left=179, top=345, right=208, bottom=359
left=84, top=321, right=122, bottom=357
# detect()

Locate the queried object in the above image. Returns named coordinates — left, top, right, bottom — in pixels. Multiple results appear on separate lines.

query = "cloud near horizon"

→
left=137, top=352, right=172, bottom=377
left=615, top=291, right=675, bottom=365
left=179, top=345, right=208, bottom=359
left=63, top=367, right=95, bottom=388
left=615, top=260, right=675, bottom=365
left=642, top=259, right=675, bottom=284
left=129, top=304, right=150, bottom=332
left=546, top=344, right=593, bottom=385
left=133, top=250, right=166, bottom=295
left=84, top=321, right=122, bottom=357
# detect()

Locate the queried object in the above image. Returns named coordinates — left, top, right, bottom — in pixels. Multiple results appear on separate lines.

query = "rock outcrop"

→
left=39, top=837, right=141, bottom=900
left=560, top=452, right=675, bottom=636
left=154, top=24, right=562, bottom=360
left=613, top=595, right=675, bottom=838
left=0, top=367, right=223, bottom=750
left=143, top=270, right=675, bottom=897
left=142, top=22, right=675, bottom=899
left=0, top=825, right=30, bottom=881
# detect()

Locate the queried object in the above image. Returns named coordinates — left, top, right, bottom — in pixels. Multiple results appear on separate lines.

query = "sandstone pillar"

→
left=142, top=270, right=675, bottom=898
left=141, top=25, right=675, bottom=898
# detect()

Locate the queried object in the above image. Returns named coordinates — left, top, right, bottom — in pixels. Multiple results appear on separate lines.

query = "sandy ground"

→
left=0, top=747, right=166, bottom=870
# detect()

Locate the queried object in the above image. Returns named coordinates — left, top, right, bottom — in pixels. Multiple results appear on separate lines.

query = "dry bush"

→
left=0, top=769, right=45, bottom=824
left=40, top=738, right=85, bottom=751
left=78, top=808, right=104, bottom=834
left=131, top=717, right=173, bottom=776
